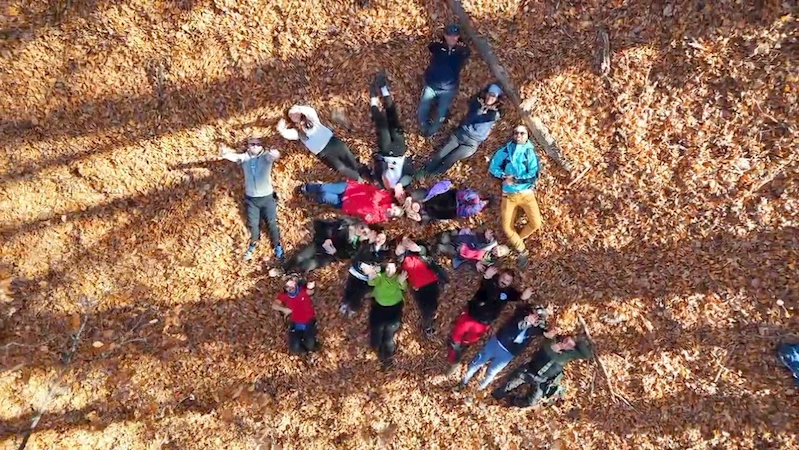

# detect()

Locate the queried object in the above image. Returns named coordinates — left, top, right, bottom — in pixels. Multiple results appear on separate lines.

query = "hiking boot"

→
left=243, top=242, right=257, bottom=261
left=516, top=251, right=529, bottom=269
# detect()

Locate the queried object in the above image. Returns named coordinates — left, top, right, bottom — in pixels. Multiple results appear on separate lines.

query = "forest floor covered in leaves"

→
left=1, top=0, right=798, bottom=449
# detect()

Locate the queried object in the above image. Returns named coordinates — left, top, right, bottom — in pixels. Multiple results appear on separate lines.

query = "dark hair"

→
left=498, top=268, right=515, bottom=279
left=555, top=335, right=575, bottom=345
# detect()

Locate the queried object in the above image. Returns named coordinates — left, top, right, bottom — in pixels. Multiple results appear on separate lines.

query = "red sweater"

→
left=341, top=181, right=394, bottom=224
left=277, top=287, right=315, bottom=324
left=402, top=254, right=439, bottom=290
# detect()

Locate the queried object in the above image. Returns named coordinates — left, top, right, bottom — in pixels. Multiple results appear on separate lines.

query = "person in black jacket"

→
left=340, top=230, right=392, bottom=317
left=446, top=267, right=530, bottom=369
left=458, top=305, right=554, bottom=391
left=369, top=72, right=416, bottom=191
left=417, top=23, right=470, bottom=137
left=492, top=335, right=593, bottom=408
left=269, top=218, right=372, bottom=277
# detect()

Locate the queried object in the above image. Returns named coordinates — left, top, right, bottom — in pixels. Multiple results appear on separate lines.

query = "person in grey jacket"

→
left=219, top=137, right=284, bottom=262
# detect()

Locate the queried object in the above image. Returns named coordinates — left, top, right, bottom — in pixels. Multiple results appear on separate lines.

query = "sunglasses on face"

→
left=515, top=131, right=527, bottom=135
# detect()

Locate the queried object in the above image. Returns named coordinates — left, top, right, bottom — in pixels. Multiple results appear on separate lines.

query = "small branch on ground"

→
left=17, top=296, right=97, bottom=450
left=578, top=314, right=637, bottom=410
left=595, top=27, right=611, bottom=77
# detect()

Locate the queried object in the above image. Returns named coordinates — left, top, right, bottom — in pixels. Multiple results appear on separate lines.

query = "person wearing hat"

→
left=457, top=304, right=553, bottom=391
left=492, top=334, right=593, bottom=408
left=419, top=83, right=503, bottom=178
left=488, top=125, right=542, bottom=269
left=417, top=23, right=471, bottom=137
left=219, top=137, right=285, bottom=262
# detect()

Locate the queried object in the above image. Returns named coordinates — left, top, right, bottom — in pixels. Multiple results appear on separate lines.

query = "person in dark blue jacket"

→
left=488, top=125, right=542, bottom=269
left=419, top=84, right=503, bottom=178
left=417, top=24, right=471, bottom=137
left=458, top=304, right=554, bottom=391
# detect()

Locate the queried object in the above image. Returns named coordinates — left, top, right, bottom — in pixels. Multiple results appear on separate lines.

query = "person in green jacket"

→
left=365, top=262, right=408, bottom=368
left=491, top=334, right=593, bottom=408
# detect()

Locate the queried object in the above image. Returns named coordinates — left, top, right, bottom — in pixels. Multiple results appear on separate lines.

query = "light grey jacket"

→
left=223, top=150, right=277, bottom=198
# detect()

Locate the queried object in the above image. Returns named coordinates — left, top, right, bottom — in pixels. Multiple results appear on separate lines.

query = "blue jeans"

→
left=417, top=85, right=457, bottom=136
left=462, top=337, right=514, bottom=390
left=304, top=182, right=346, bottom=207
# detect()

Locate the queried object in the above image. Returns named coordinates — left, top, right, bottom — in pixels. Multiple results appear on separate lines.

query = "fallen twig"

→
left=566, top=164, right=593, bottom=189
left=713, top=344, right=736, bottom=384
left=578, top=314, right=636, bottom=410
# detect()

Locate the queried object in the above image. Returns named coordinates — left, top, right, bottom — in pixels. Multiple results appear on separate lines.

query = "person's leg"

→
left=303, top=181, right=347, bottom=206
left=430, top=138, right=479, bottom=176
left=491, top=367, right=529, bottom=400
left=381, top=318, right=401, bottom=363
left=424, top=133, right=460, bottom=174
left=414, top=283, right=439, bottom=332
left=288, top=325, right=303, bottom=354
left=371, top=105, right=392, bottom=151
left=517, top=190, right=543, bottom=241
left=427, top=87, right=456, bottom=136
left=318, top=140, right=363, bottom=181
left=500, top=193, right=525, bottom=252
left=478, top=344, right=514, bottom=390
left=461, top=342, right=494, bottom=386
left=302, top=321, right=318, bottom=352
left=417, top=85, right=437, bottom=135
left=243, top=197, right=261, bottom=260
left=259, top=193, right=283, bottom=259
left=369, top=308, right=384, bottom=351
left=385, top=102, right=405, bottom=143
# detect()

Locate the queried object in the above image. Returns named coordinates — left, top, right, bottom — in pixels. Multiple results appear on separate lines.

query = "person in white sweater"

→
left=277, top=105, right=370, bottom=181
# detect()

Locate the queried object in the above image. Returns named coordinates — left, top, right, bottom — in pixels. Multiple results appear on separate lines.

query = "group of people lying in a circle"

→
left=217, top=24, right=591, bottom=408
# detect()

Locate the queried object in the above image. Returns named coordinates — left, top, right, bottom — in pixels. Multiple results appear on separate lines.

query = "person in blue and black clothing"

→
left=458, top=304, right=554, bottom=391
left=339, top=230, right=393, bottom=317
left=219, top=137, right=284, bottom=262
left=489, top=125, right=542, bottom=269
left=419, top=84, right=503, bottom=178
left=417, top=23, right=471, bottom=137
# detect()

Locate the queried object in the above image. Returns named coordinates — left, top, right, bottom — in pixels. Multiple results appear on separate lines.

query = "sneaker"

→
left=517, top=251, right=529, bottom=269
left=243, top=243, right=257, bottom=261
left=424, top=326, right=435, bottom=338
left=381, top=356, right=395, bottom=371
left=268, top=267, right=285, bottom=278
left=339, top=303, right=352, bottom=316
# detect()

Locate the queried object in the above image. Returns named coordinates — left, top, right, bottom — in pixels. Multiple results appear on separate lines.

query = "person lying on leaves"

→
left=434, top=227, right=510, bottom=271
left=491, top=334, right=593, bottom=408
left=363, top=262, right=408, bottom=369
left=271, top=275, right=319, bottom=354
left=401, top=180, right=492, bottom=223
left=298, top=180, right=423, bottom=224
left=394, top=236, right=450, bottom=337
left=458, top=305, right=553, bottom=391
left=269, top=217, right=373, bottom=277
left=340, top=229, right=393, bottom=317
left=446, top=266, right=533, bottom=371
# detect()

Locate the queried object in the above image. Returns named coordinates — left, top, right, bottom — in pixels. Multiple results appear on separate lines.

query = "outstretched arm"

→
left=219, top=143, right=250, bottom=162
left=288, top=105, right=321, bottom=125
left=277, top=119, right=300, bottom=140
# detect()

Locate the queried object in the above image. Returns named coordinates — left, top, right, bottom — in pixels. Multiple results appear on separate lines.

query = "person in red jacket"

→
left=394, top=236, right=450, bottom=337
left=272, top=276, right=319, bottom=354
left=299, top=180, right=420, bottom=224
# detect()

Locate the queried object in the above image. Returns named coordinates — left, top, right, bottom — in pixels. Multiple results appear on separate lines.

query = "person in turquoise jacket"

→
left=488, top=125, right=542, bottom=269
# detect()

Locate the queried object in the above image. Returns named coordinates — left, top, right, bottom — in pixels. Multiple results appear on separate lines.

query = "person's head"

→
left=497, top=268, right=515, bottom=288
left=351, top=223, right=371, bottom=239
left=284, top=276, right=301, bottom=296
left=444, top=23, right=460, bottom=47
left=388, top=204, right=405, bottom=218
left=246, top=136, right=264, bottom=156
left=553, top=336, right=577, bottom=352
left=485, top=84, right=502, bottom=105
left=385, top=262, right=397, bottom=277
left=513, top=125, right=529, bottom=144
left=491, top=245, right=510, bottom=258
left=523, top=307, right=548, bottom=327
left=374, top=232, right=387, bottom=248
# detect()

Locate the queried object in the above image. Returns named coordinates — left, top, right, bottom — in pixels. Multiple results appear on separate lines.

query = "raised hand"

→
left=521, top=287, right=534, bottom=300
left=483, top=266, right=498, bottom=279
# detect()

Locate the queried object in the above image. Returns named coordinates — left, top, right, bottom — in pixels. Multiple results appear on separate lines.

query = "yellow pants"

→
left=500, top=190, right=542, bottom=252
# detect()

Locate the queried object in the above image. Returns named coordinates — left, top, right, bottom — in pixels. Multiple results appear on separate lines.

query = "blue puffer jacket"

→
left=488, top=139, right=540, bottom=193
left=458, top=89, right=501, bottom=142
